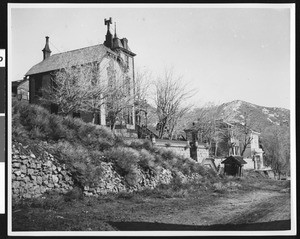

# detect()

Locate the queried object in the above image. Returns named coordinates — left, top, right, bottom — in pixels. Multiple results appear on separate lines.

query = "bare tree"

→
left=261, top=125, right=290, bottom=179
left=41, top=65, right=90, bottom=116
left=153, top=68, right=194, bottom=139
left=105, top=60, right=135, bottom=130
left=41, top=56, right=132, bottom=128
left=79, top=61, right=111, bottom=124
left=134, top=69, right=152, bottom=126
left=231, top=110, right=253, bottom=156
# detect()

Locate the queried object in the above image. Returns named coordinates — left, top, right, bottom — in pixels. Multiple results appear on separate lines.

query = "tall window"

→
left=35, top=78, right=43, bottom=97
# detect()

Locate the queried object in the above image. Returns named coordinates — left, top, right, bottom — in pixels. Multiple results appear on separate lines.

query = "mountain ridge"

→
left=213, top=100, right=290, bottom=132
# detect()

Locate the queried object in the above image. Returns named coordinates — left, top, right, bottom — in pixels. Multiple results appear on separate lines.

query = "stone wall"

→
left=83, top=166, right=173, bottom=196
left=12, top=142, right=175, bottom=199
left=12, top=142, right=74, bottom=199
left=196, top=146, right=210, bottom=163
left=243, top=158, right=255, bottom=170
left=12, top=141, right=208, bottom=199
left=154, top=139, right=191, bottom=160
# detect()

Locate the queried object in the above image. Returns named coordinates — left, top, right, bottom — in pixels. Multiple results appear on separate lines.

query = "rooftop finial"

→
left=104, top=17, right=112, bottom=32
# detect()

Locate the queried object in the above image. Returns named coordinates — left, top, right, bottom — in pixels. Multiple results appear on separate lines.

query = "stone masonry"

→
left=12, top=142, right=74, bottom=199
left=12, top=141, right=206, bottom=199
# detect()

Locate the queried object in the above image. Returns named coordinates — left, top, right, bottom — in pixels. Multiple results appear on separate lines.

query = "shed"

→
left=221, top=156, right=247, bottom=176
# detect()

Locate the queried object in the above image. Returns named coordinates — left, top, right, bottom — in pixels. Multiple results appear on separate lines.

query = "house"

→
left=184, top=119, right=265, bottom=170
left=25, top=17, right=136, bottom=135
left=242, top=130, right=265, bottom=170
left=12, top=79, right=29, bottom=101
left=221, top=155, right=247, bottom=176
left=184, top=119, right=239, bottom=157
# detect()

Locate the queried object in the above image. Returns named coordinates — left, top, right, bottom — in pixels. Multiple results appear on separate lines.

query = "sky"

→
left=9, top=4, right=293, bottom=109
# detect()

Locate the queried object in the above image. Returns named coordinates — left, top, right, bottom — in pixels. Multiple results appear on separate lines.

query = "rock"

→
left=226, top=181, right=241, bottom=188
left=43, top=180, right=49, bottom=186
left=12, top=181, right=20, bottom=188
left=36, top=163, right=41, bottom=169
left=27, top=168, right=34, bottom=175
left=23, top=176, right=30, bottom=182
left=52, top=175, right=59, bottom=183
left=30, top=163, right=36, bottom=169
left=23, top=193, right=31, bottom=199
left=36, top=176, right=43, bottom=185
left=12, top=162, right=20, bottom=168
left=213, top=182, right=225, bottom=190
left=30, top=153, right=36, bottom=159
left=43, top=161, right=52, bottom=168
left=14, top=171, right=21, bottom=176
left=20, top=165, right=27, bottom=173
left=30, top=175, right=36, bottom=181
left=40, top=186, right=47, bottom=194
left=48, top=183, right=54, bottom=188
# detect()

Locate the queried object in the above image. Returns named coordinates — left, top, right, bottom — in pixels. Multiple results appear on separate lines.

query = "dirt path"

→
left=122, top=189, right=290, bottom=227
left=12, top=181, right=291, bottom=231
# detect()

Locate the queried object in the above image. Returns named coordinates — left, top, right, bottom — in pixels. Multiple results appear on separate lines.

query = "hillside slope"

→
left=215, top=100, right=290, bottom=132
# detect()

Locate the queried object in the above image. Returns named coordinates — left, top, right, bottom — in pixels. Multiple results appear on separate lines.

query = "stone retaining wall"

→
left=12, top=142, right=74, bottom=199
left=12, top=141, right=204, bottom=199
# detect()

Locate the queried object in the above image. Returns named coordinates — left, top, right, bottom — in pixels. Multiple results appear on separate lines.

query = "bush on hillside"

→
left=128, top=139, right=154, bottom=151
left=138, top=149, right=160, bottom=175
left=12, top=100, right=115, bottom=150
left=103, top=147, right=141, bottom=186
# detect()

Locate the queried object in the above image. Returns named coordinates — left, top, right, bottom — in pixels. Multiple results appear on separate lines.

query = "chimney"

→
left=42, top=36, right=51, bottom=60
left=121, top=38, right=128, bottom=50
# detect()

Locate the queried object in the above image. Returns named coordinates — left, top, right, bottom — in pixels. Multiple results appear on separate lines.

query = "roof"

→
left=12, top=79, right=27, bottom=88
left=25, top=44, right=116, bottom=76
left=221, top=156, right=247, bottom=165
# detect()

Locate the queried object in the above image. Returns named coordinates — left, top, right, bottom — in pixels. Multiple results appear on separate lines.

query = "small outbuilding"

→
left=221, top=156, right=247, bottom=177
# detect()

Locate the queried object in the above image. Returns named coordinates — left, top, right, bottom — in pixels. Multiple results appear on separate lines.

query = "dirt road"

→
left=105, top=189, right=290, bottom=230
left=12, top=179, right=291, bottom=231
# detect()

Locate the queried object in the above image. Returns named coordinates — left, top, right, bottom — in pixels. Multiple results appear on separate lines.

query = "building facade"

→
left=25, top=18, right=136, bottom=132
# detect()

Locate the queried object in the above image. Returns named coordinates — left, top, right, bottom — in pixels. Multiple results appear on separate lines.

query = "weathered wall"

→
left=12, top=140, right=210, bottom=199
left=11, top=142, right=176, bottom=199
left=154, top=139, right=191, bottom=160
left=243, top=157, right=255, bottom=170
left=12, top=143, right=74, bottom=199
left=196, top=146, right=209, bottom=163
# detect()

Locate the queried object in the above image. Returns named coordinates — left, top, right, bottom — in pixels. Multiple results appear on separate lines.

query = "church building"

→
left=25, top=17, right=136, bottom=134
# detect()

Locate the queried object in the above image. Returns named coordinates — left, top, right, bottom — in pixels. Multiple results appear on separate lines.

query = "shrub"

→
left=103, top=147, right=141, bottom=186
left=127, top=139, right=144, bottom=149
left=13, top=101, right=116, bottom=150
left=158, top=148, right=177, bottom=161
left=138, top=149, right=157, bottom=172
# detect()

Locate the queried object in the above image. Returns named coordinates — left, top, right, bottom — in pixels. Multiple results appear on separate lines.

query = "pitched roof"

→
left=25, top=44, right=116, bottom=76
left=221, top=156, right=247, bottom=165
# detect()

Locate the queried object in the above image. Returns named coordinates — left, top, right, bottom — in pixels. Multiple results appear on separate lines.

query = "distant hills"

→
left=145, top=100, right=290, bottom=136
left=214, top=100, right=290, bottom=132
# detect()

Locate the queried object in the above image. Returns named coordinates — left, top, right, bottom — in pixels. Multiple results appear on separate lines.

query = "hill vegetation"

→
left=12, top=99, right=215, bottom=191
